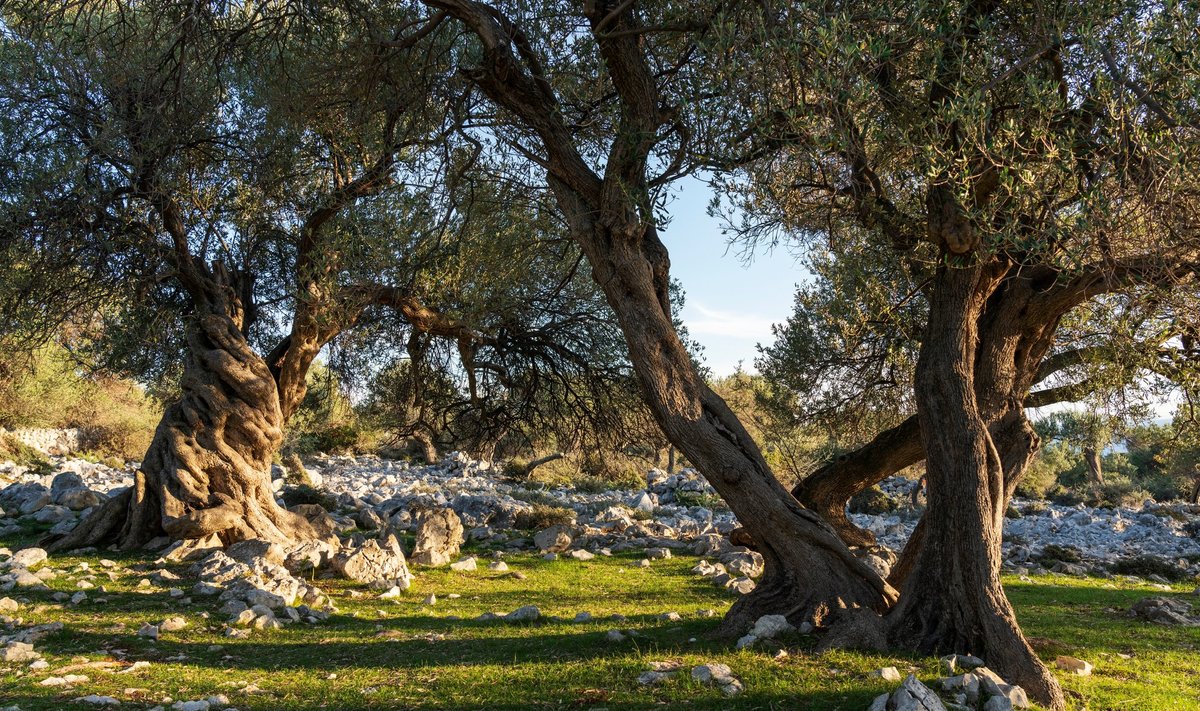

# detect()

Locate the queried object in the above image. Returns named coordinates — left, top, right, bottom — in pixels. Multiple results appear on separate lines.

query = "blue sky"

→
left=658, top=176, right=810, bottom=376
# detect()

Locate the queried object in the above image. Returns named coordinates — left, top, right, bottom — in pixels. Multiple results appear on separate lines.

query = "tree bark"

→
left=1084, top=447, right=1105, bottom=487
left=415, top=432, right=440, bottom=465
left=791, top=416, right=923, bottom=547
left=885, top=263, right=1064, bottom=710
left=521, top=452, right=564, bottom=476
left=573, top=209, right=897, bottom=634
left=45, top=292, right=320, bottom=551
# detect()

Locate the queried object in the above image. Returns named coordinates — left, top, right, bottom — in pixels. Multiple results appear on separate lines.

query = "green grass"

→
left=1, top=538, right=1198, bottom=710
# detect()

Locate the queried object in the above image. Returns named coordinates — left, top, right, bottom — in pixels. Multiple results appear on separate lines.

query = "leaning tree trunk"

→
left=884, top=263, right=1064, bottom=710
left=563, top=206, right=896, bottom=634
left=45, top=302, right=319, bottom=552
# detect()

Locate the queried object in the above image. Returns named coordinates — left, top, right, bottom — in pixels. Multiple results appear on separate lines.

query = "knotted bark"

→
left=45, top=281, right=319, bottom=551
left=884, top=263, right=1064, bottom=710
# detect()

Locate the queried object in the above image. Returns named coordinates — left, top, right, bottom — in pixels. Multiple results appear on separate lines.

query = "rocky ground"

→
left=1, top=453, right=1200, bottom=710
left=6, top=452, right=1197, bottom=585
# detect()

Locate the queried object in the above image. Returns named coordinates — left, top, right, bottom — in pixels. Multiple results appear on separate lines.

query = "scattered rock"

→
left=1054, top=655, right=1093, bottom=676
left=449, top=556, right=477, bottom=572
left=9, top=547, right=47, bottom=568
left=533, top=525, right=573, bottom=553
left=331, top=535, right=413, bottom=589
left=750, top=614, right=794, bottom=640
left=505, top=605, right=540, bottom=622
left=1129, top=596, right=1200, bottom=626
left=409, top=508, right=465, bottom=566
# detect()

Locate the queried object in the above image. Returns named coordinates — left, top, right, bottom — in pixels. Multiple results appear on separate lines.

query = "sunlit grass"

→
left=1, top=538, right=1198, bottom=710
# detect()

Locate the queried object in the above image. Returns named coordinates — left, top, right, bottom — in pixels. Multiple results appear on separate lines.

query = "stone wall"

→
left=0, top=427, right=97, bottom=455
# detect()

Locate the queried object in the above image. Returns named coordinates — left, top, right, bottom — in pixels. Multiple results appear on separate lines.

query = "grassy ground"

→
left=1, top=533, right=1199, bottom=710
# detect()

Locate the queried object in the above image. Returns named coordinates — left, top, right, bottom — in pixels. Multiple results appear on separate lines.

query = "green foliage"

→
left=525, top=452, right=647, bottom=492
left=1086, top=477, right=1152, bottom=509
left=707, top=371, right=823, bottom=488
left=282, top=452, right=313, bottom=488
left=0, top=343, right=158, bottom=460
left=673, top=490, right=726, bottom=510
left=1036, top=544, right=1083, bottom=566
left=0, top=434, right=52, bottom=474
left=1019, top=441, right=1076, bottom=499
left=848, top=485, right=900, bottom=515
left=285, top=364, right=374, bottom=455
left=512, top=504, right=575, bottom=531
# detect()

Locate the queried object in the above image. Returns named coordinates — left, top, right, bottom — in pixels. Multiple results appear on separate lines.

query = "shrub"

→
left=280, top=484, right=337, bottom=511
left=1109, top=555, right=1189, bottom=582
left=0, top=344, right=159, bottom=461
left=513, top=504, right=575, bottom=530
left=0, top=434, right=53, bottom=474
left=674, top=490, right=726, bottom=510
left=1046, top=485, right=1084, bottom=506
left=1023, top=500, right=1048, bottom=516
left=524, top=451, right=647, bottom=491
left=1036, top=544, right=1083, bottom=565
left=284, top=364, right=374, bottom=455
left=1085, top=476, right=1151, bottom=509
left=848, top=485, right=899, bottom=515
left=282, top=452, right=313, bottom=487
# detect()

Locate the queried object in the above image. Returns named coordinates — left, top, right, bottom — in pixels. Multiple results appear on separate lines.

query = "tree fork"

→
left=884, top=262, right=1064, bottom=710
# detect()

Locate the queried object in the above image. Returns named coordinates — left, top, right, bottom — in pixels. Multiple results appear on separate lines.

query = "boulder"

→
left=1130, top=596, right=1200, bottom=626
left=410, top=508, right=464, bottom=566
left=533, top=525, right=573, bottom=553
left=9, top=547, right=48, bottom=568
left=226, top=539, right=286, bottom=567
left=283, top=540, right=338, bottom=574
left=450, top=556, right=478, bottom=572
left=1054, top=655, right=1093, bottom=676
left=720, top=550, right=764, bottom=578
left=331, top=535, right=413, bottom=588
left=691, top=663, right=734, bottom=684
left=163, top=535, right=223, bottom=563
left=354, top=508, right=386, bottom=531
left=749, top=614, right=794, bottom=639
left=289, top=504, right=338, bottom=539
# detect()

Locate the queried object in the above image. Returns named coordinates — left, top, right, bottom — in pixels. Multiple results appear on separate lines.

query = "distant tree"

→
left=1037, top=411, right=1120, bottom=488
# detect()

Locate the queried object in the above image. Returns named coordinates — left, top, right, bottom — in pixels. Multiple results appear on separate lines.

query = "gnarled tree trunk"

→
left=884, top=263, right=1063, bottom=710
left=791, top=416, right=923, bottom=548
left=45, top=280, right=319, bottom=552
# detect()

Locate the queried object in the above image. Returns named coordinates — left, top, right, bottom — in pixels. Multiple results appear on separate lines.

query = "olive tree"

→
left=712, top=0, right=1199, bottom=703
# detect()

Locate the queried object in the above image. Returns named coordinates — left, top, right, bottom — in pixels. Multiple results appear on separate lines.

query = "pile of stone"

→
left=0, top=467, right=119, bottom=538
left=1128, top=596, right=1200, bottom=626
left=868, top=655, right=1034, bottom=711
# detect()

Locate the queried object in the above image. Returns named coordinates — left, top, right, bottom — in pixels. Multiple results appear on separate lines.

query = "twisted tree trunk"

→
left=45, top=285, right=319, bottom=551
left=884, top=263, right=1063, bottom=710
